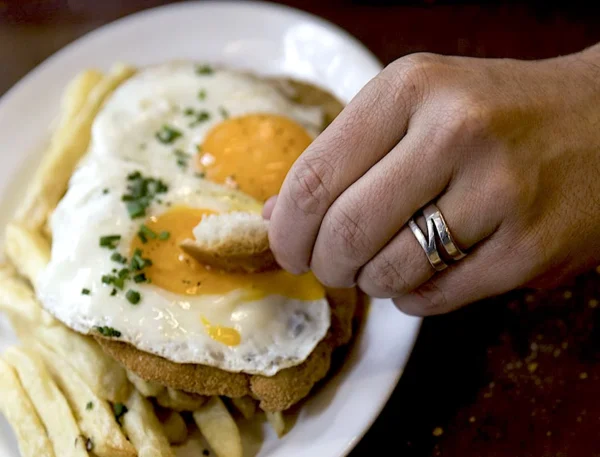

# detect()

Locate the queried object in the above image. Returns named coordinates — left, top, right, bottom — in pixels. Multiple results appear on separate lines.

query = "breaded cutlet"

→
left=96, top=286, right=357, bottom=412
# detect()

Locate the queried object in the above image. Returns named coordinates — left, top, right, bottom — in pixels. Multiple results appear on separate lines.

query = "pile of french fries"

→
left=0, top=64, right=285, bottom=457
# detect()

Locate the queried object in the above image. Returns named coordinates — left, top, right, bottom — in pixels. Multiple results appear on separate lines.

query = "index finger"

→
left=268, top=59, right=425, bottom=273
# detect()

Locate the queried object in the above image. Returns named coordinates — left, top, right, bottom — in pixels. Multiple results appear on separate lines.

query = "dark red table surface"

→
left=2, top=1, right=600, bottom=456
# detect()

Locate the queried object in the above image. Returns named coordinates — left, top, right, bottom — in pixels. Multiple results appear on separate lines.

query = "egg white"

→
left=36, top=63, right=330, bottom=376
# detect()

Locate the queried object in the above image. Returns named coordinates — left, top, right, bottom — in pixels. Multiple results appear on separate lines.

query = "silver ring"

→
left=408, top=203, right=466, bottom=271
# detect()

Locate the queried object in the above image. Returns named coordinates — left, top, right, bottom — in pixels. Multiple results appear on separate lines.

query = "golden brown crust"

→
left=179, top=238, right=278, bottom=273
left=95, top=287, right=357, bottom=411
left=266, top=78, right=345, bottom=128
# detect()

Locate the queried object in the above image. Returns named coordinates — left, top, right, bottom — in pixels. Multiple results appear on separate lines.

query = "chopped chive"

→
left=122, top=172, right=169, bottom=220
left=102, top=274, right=125, bottom=290
left=130, top=249, right=152, bottom=271
left=126, top=201, right=146, bottom=219
left=183, top=107, right=195, bottom=116
left=158, top=231, right=170, bottom=240
left=94, top=326, right=121, bottom=338
left=86, top=401, right=93, bottom=410
left=219, top=106, right=229, bottom=119
left=127, top=171, right=141, bottom=180
left=113, top=403, right=128, bottom=424
left=190, top=111, right=210, bottom=127
left=198, top=89, right=207, bottom=100
left=99, top=235, right=121, bottom=249
left=118, top=268, right=130, bottom=279
left=138, top=232, right=147, bottom=244
left=196, top=65, right=214, bottom=75
left=133, top=272, right=147, bottom=283
left=155, top=125, right=182, bottom=144
left=110, top=252, right=127, bottom=264
left=110, top=288, right=117, bottom=296
left=139, top=224, right=157, bottom=239
left=102, top=188, right=109, bottom=194
left=125, top=290, right=141, bottom=305
left=195, top=172, right=206, bottom=179
left=81, top=288, right=91, bottom=295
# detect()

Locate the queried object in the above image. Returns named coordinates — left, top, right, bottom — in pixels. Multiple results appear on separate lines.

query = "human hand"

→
left=265, top=44, right=600, bottom=316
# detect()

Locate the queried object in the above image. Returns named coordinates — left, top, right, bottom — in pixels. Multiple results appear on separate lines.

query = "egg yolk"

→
left=198, top=114, right=313, bottom=201
left=201, top=317, right=241, bottom=346
left=129, top=206, right=325, bottom=301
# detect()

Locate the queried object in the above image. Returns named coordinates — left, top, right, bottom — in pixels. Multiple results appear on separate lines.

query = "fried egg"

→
left=36, top=63, right=331, bottom=376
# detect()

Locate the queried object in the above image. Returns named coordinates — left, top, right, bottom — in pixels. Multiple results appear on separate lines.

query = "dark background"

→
left=2, top=1, right=600, bottom=456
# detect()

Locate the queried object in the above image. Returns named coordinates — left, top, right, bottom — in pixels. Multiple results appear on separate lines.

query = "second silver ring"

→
left=408, top=203, right=466, bottom=272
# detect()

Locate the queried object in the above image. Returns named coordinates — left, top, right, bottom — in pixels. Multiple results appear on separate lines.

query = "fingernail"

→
left=262, top=195, right=278, bottom=220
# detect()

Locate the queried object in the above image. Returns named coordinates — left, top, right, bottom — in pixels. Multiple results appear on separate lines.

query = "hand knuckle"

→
left=287, top=156, right=333, bottom=216
left=413, top=282, right=450, bottom=313
left=444, top=95, right=494, bottom=140
left=324, top=206, right=371, bottom=262
left=363, top=255, right=410, bottom=297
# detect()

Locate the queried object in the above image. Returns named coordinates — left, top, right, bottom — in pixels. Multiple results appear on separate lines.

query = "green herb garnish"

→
left=110, top=288, right=117, bottom=296
left=130, top=249, right=152, bottom=271
left=102, top=188, right=109, bottom=194
left=101, top=274, right=125, bottom=290
left=121, top=171, right=169, bottom=219
left=86, top=402, right=93, bottom=410
left=133, top=272, right=148, bottom=283
left=174, top=149, right=190, bottom=169
left=158, top=231, right=170, bottom=240
left=137, top=224, right=157, bottom=244
left=95, top=326, right=121, bottom=338
left=184, top=108, right=211, bottom=127
left=198, top=89, right=207, bottom=100
left=81, top=288, right=91, bottom=295
left=196, top=65, right=214, bottom=75
left=125, top=289, right=141, bottom=305
left=99, top=235, right=121, bottom=249
left=156, top=125, right=182, bottom=144
left=219, top=106, right=229, bottom=119
left=195, top=172, right=206, bottom=179
left=113, top=403, right=128, bottom=424
left=110, top=252, right=127, bottom=264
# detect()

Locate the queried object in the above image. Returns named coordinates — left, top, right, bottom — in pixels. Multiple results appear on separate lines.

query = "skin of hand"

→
left=264, top=43, right=600, bottom=316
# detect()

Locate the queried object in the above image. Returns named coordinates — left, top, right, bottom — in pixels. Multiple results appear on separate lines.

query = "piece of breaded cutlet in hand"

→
left=96, top=211, right=359, bottom=412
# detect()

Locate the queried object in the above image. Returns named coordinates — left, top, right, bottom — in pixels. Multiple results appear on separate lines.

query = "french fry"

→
left=4, top=221, right=51, bottom=288
left=3, top=347, right=88, bottom=457
left=161, top=410, right=188, bottom=445
left=35, top=324, right=130, bottom=402
left=15, top=64, right=135, bottom=233
left=0, top=358, right=55, bottom=457
left=122, top=390, right=175, bottom=457
left=231, top=396, right=257, bottom=420
left=52, top=69, right=103, bottom=144
left=156, top=387, right=207, bottom=412
left=265, top=411, right=286, bottom=438
left=33, top=341, right=136, bottom=457
left=127, top=369, right=165, bottom=397
left=193, top=397, right=242, bottom=457
left=0, top=263, right=55, bottom=327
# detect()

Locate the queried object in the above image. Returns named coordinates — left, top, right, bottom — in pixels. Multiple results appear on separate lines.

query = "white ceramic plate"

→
left=0, top=2, right=422, bottom=456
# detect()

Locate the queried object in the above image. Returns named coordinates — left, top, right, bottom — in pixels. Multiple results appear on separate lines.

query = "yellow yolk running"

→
left=201, top=317, right=241, bottom=346
left=129, top=206, right=325, bottom=300
left=198, top=113, right=313, bottom=201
